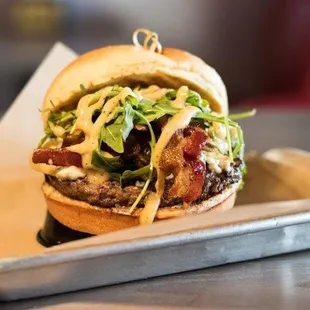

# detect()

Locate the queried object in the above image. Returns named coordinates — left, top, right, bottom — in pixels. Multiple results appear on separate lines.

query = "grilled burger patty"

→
left=46, top=159, right=242, bottom=208
left=36, top=124, right=243, bottom=209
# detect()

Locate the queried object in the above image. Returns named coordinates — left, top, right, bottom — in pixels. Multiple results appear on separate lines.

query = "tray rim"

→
left=1, top=203, right=310, bottom=273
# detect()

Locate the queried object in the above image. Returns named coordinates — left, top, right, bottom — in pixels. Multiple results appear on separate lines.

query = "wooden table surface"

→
left=3, top=109, right=310, bottom=310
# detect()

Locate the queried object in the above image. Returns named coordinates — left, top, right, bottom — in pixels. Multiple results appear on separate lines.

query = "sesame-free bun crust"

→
left=42, top=45, right=228, bottom=124
left=42, top=181, right=239, bottom=235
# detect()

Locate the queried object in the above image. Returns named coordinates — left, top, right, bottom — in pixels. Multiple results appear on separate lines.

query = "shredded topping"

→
left=132, top=28, right=162, bottom=54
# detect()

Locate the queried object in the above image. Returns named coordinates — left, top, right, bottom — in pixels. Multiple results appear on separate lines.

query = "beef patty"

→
left=46, top=159, right=242, bottom=208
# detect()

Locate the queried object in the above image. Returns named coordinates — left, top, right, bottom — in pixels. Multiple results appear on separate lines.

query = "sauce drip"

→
left=139, top=106, right=200, bottom=224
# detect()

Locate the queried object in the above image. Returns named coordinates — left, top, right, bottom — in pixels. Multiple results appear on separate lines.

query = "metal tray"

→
left=1, top=199, right=310, bottom=302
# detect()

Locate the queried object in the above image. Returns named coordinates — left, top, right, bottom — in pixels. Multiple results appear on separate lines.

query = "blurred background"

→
left=1, top=0, right=310, bottom=116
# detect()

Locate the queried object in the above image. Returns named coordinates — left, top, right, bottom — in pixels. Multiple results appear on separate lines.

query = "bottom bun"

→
left=42, top=181, right=240, bottom=235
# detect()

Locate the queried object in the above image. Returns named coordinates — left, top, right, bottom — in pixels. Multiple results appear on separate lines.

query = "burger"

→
left=30, top=28, right=253, bottom=245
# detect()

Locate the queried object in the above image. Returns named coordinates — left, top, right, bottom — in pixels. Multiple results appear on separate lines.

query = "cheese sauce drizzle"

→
left=139, top=106, right=200, bottom=225
left=30, top=162, right=86, bottom=180
left=171, top=85, right=189, bottom=109
left=67, top=86, right=135, bottom=169
left=137, top=85, right=168, bottom=101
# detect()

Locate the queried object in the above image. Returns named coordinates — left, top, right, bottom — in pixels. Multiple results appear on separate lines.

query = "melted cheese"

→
left=206, top=121, right=235, bottom=173
left=86, top=170, right=111, bottom=184
left=31, top=162, right=60, bottom=175
left=30, top=162, right=86, bottom=180
left=31, top=158, right=109, bottom=182
left=137, top=85, right=168, bottom=101
left=214, top=137, right=229, bottom=154
left=203, top=151, right=232, bottom=173
left=213, top=121, right=226, bottom=140
left=42, top=137, right=63, bottom=149
left=67, top=87, right=135, bottom=169
left=56, top=166, right=86, bottom=180
left=171, top=86, right=189, bottom=109
left=49, top=122, right=66, bottom=138
left=139, top=106, right=200, bottom=225
left=139, top=192, right=161, bottom=225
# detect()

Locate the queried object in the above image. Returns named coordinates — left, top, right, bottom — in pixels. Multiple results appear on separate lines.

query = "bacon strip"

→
left=183, top=127, right=207, bottom=160
left=182, top=160, right=206, bottom=202
left=32, top=149, right=83, bottom=168
left=160, top=126, right=208, bottom=203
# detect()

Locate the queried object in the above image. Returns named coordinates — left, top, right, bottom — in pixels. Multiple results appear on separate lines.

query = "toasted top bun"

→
left=42, top=44, right=228, bottom=125
left=42, top=181, right=239, bottom=235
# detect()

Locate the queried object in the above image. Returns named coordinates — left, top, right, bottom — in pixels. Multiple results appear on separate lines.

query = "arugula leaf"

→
left=228, top=109, right=257, bottom=120
left=199, top=99, right=211, bottom=114
left=121, top=104, right=134, bottom=140
left=166, top=90, right=176, bottom=100
left=193, top=111, right=245, bottom=160
left=143, top=111, right=166, bottom=123
left=110, top=172, right=122, bottom=183
left=155, top=100, right=180, bottom=114
left=138, top=99, right=155, bottom=113
left=238, top=162, right=247, bottom=191
left=100, top=123, right=124, bottom=153
left=129, top=110, right=156, bottom=214
left=122, top=165, right=150, bottom=180
left=126, top=95, right=139, bottom=109
left=48, top=110, right=76, bottom=125
left=98, top=104, right=134, bottom=153
left=224, top=117, right=233, bottom=161
left=187, top=91, right=211, bottom=113
left=137, top=98, right=179, bottom=123
left=132, top=95, right=177, bottom=123
left=232, top=125, right=244, bottom=158
left=186, top=90, right=201, bottom=105
left=91, top=149, right=122, bottom=172
left=40, top=109, right=77, bottom=146
left=37, top=133, right=53, bottom=148
left=88, top=89, right=104, bottom=106
left=106, top=85, right=122, bottom=99
left=241, top=162, right=247, bottom=176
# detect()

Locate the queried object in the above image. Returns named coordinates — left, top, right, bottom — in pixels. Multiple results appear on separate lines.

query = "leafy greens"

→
left=39, top=84, right=254, bottom=186
left=38, top=109, right=77, bottom=147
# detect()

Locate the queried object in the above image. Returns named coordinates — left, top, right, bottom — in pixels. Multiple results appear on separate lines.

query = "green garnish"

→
left=186, top=90, right=211, bottom=114
left=228, top=109, right=256, bottom=120
left=238, top=162, right=248, bottom=190
left=224, top=117, right=233, bottom=161
left=232, top=125, right=244, bottom=158
left=101, top=121, right=125, bottom=153
left=38, top=109, right=77, bottom=148
left=128, top=110, right=156, bottom=214
left=91, top=150, right=122, bottom=173
left=37, top=133, right=53, bottom=148
left=122, top=165, right=151, bottom=180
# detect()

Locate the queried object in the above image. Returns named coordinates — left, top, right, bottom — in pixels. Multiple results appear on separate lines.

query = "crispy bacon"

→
left=183, top=127, right=207, bottom=160
left=182, top=160, right=206, bottom=202
left=32, top=149, right=82, bottom=168
left=160, top=126, right=208, bottom=203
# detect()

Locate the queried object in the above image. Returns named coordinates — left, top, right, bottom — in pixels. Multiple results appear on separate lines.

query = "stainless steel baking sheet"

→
left=1, top=199, right=310, bottom=301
